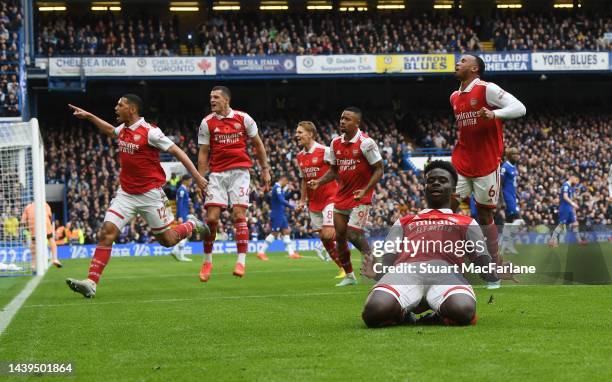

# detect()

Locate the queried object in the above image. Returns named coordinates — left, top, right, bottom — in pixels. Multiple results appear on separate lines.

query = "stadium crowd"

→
left=490, top=11, right=612, bottom=51
left=36, top=14, right=180, bottom=56
left=0, top=0, right=21, bottom=116
left=40, top=111, right=610, bottom=244
left=36, top=11, right=611, bottom=57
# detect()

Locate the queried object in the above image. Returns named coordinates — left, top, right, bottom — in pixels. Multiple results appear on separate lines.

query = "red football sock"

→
left=337, top=241, right=353, bottom=274
left=204, top=220, right=218, bottom=254
left=235, top=218, right=248, bottom=254
left=171, top=221, right=195, bottom=240
left=483, top=222, right=500, bottom=263
left=323, top=239, right=342, bottom=269
left=88, top=246, right=112, bottom=284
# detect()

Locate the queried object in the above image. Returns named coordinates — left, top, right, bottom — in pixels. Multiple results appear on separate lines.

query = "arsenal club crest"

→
left=134, top=134, right=141, bottom=142
left=470, top=98, right=478, bottom=107
left=234, top=123, right=241, bottom=129
left=312, top=157, right=318, bottom=164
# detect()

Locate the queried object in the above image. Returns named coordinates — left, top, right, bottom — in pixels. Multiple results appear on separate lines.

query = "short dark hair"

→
left=475, top=55, right=485, bottom=76
left=424, top=160, right=458, bottom=186
left=343, top=106, right=362, bottom=119
left=121, top=93, right=143, bottom=113
left=181, top=174, right=191, bottom=182
left=212, top=86, right=231, bottom=100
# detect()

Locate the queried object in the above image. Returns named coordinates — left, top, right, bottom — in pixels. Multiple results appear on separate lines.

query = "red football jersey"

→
left=114, top=118, right=174, bottom=195
left=450, top=79, right=504, bottom=178
left=390, top=209, right=486, bottom=267
left=198, top=109, right=258, bottom=173
left=329, top=130, right=382, bottom=210
left=296, top=142, right=338, bottom=212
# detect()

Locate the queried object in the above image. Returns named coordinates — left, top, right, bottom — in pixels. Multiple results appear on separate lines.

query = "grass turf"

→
left=1, top=245, right=611, bottom=381
left=0, top=276, right=30, bottom=310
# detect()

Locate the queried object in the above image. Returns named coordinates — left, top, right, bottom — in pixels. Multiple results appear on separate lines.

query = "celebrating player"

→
left=197, top=86, right=271, bottom=281
left=548, top=174, right=587, bottom=247
left=450, top=54, right=526, bottom=284
left=21, top=201, right=62, bottom=269
left=295, top=121, right=345, bottom=274
left=308, top=107, right=384, bottom=287
left=499, top=147, right=524, bottom=259
left=257, top=175, right=300, bottom=260
left=171, top=174, right=194, bottom=262
left=65, top=95, right=208, bottom=298
left=360, top=161, right=516, bottom=328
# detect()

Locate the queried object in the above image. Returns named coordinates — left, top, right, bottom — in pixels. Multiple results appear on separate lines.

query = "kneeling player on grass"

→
left=65, top=95, right=209, bottom=298
left=361, top=161, right=516, bottom=327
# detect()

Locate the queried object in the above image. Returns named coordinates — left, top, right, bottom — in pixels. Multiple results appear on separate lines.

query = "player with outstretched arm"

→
left=66, top=95, right=208, bottom=298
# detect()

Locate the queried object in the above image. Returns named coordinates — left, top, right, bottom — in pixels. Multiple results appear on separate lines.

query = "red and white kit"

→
left=373, top=209, right=489, bottom=313
left=296, top=142, right=338, bottom=230
left=328, top=130, right=382, bottom=231
left=198, top=109, right=258, bottom=208
left=450, top=78, right=524, bottom=207
left=105, top=118, right=175, bottom=233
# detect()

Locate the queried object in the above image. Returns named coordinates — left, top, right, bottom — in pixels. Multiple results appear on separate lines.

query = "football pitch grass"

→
left=1, top=245, right=612, bottom=381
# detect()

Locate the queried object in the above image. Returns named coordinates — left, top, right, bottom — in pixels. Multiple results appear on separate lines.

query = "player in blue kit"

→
left=171, top=175, right=194, bottom=261
left=548, top=174, right=587, bottom=247
left=499, top=148, right=524, bottom=256
left=257, top=175, right=301, bottom=260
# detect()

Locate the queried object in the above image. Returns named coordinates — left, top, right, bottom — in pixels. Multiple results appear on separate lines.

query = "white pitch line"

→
left=0, top=275, right=44, bottom=336
left=24, top=290, right=364, bottom=309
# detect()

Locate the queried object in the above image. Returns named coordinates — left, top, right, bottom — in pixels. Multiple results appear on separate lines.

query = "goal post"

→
left=0, top=118, right=48, bottom=276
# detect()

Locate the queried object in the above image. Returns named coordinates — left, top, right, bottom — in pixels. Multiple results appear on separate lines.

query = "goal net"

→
left=0, top=118, right=48, bottom=276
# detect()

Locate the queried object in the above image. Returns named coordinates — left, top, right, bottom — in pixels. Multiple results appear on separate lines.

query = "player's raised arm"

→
left=480, top=83, right=527, bottom=120
left=68, top=104, right=116, bottom=137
